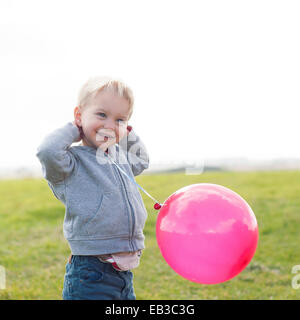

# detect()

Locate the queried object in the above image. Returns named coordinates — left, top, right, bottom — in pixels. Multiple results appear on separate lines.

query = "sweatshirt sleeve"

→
left=36, top=122, right=80, bottom=184
left=119, top=128, right=150, bottom=176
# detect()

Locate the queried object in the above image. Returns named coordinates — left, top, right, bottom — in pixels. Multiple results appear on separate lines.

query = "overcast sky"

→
left=1, top=0, right=300, bottom=169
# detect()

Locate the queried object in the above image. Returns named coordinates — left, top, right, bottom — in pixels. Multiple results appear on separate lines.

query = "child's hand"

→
left=72, top=121, right=84, bottom=142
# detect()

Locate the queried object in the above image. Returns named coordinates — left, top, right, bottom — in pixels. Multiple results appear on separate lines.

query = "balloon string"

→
left=105, top=150, right=163, bottom=208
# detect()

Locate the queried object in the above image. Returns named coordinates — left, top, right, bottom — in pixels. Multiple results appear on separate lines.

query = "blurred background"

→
left=0, top=0, right=300, bottom=176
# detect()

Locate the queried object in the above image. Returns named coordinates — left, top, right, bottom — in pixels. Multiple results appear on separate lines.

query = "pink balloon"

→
left=156, top=183, right=259, bottom=284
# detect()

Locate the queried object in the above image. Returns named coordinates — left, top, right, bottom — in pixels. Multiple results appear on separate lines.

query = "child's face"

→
left=74, top=89, right=130, bottom=150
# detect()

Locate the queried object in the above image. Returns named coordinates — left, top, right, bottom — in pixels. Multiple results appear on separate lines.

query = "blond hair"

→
left=77, top=76, right=134, bottom=119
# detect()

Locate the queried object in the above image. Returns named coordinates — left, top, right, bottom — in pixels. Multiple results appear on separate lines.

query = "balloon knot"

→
left=154, top=203, right=162, bottom=210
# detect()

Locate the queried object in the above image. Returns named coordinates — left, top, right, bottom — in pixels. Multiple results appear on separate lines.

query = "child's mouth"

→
left=96, top=132, right=115, bottom=143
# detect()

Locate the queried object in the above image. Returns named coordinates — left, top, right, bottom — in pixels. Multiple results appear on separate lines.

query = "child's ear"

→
left=74, top=106, right=82, bottom=127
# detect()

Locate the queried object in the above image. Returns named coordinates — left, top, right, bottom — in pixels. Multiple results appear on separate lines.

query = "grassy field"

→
left=0, top=170, right=300, bottom=300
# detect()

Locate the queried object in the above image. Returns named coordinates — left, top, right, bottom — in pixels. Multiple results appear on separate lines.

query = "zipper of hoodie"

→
left=110, top=157, right=135, bottom=250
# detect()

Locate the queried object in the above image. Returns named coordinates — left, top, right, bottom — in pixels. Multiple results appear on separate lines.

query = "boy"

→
left=36, top=76, right=149, bottom=300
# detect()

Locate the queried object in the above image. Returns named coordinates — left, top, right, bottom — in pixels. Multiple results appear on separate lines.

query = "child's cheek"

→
left=119, top=125, right=127, bottom=138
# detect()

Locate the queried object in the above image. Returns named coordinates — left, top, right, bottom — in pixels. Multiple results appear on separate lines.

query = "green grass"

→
left=0, top=170, right=300, bottom=299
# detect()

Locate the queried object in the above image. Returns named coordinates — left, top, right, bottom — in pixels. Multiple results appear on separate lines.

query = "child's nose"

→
left=103, top=118, right=117, bottom=131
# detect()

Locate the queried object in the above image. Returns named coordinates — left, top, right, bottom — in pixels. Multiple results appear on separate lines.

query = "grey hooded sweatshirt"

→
left=36, top=122, right=149, bottom=255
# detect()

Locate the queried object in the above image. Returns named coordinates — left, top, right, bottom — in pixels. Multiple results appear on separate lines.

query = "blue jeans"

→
left=62, top=255, right=136, bottom=300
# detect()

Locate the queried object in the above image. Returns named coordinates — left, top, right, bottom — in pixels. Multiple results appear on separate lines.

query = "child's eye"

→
left=97, top=113, right=125, bottom=123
